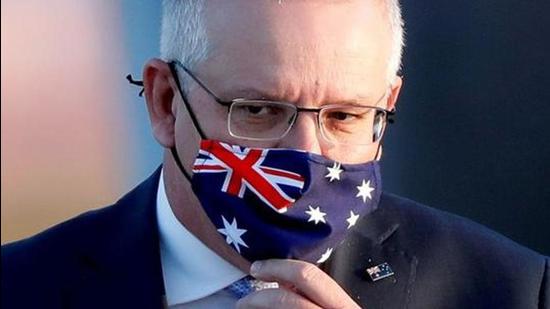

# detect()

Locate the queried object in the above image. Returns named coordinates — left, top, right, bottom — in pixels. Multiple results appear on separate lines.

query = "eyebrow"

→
left=219, top=87, right=382, bottom=107
left=219, top=87, right=272, bottom=100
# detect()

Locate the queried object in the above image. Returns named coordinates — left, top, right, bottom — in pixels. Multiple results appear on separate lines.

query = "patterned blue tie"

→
left=225, top=275, right=279, bottom=299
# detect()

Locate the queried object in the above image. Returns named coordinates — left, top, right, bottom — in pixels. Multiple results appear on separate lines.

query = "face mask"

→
left=165, top=62, right=383, bottom=264
left=181, top=139, right=381, bottom=264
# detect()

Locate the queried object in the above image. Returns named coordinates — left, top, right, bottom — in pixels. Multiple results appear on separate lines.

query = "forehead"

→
left=200, top=0, right=393, bottom=100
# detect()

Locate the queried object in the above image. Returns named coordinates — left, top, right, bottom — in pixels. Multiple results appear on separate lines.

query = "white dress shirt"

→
left=156, top=170, right=246, bottom=307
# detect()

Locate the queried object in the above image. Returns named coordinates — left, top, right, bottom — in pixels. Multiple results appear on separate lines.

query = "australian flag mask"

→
left=188, top=139, right=382, bottom=264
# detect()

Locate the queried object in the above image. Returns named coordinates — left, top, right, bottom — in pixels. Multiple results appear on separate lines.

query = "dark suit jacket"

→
left=2, top=168, right=549, bottom=308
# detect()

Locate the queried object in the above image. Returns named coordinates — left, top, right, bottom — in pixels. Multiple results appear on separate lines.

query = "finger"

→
left=250, top=259, right=359, bottom=309
left=236, top=288, right=322, bottom=309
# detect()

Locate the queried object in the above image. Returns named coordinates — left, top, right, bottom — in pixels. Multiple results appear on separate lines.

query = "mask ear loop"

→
left=166, top=62, right=211, bottom=183
left=126, top=68, right=198, bottom=182
left=168, top=62, right=208, bottom=139
left=374, top=144, right=383, bottom=161
left=171, top=147, right=192, bottom=182
left=374, top=108, right=395, bottom=161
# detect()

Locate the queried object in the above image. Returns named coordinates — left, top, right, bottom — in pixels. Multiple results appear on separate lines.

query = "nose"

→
left=276, top=112, right=323, bottom=154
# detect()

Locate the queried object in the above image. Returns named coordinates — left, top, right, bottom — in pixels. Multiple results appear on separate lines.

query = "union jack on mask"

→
left=191, top=140, right=381, bottom=264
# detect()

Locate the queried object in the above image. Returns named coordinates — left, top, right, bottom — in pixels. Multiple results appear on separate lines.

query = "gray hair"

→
left=160, top=0, right=404, bottom=83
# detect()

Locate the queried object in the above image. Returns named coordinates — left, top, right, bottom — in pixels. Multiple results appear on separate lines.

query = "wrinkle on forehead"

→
left=199, top=0, right=392, bottom=107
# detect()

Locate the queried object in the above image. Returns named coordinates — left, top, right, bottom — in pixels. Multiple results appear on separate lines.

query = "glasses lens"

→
left=320, top=106, right=387, bottom=145
left=228, top=100, right=297, bottom=140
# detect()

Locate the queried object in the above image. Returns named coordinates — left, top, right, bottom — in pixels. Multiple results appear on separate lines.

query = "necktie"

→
left=225, top=275, right=279, bottom=299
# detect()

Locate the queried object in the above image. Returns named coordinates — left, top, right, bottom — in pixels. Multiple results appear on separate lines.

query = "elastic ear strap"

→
left=374, top=126, right=386, bottom=161
left=374, top=142, right=382, bottom=161
left=168, top=62, right=207, bottom=139
left=170, top=147, right=192, bottom=182
left=374, top=108, right=396, bottom=161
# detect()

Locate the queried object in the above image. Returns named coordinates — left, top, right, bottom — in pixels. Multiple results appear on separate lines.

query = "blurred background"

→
left=2, top=0, right=549, bottom=254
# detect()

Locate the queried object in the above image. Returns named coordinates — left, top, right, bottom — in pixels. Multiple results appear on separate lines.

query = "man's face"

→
left=173, top=0, right=401, bottom=165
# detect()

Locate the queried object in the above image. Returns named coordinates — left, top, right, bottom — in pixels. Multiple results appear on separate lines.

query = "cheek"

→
left=186, top=92, right=231, bottom=141
left=322, top=143, right=379, bottom=164
left=174, top=116, right=200, bottom=170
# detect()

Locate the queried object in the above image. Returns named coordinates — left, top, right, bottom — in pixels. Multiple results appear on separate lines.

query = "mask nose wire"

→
left=168, top=62, right=208, bottom=182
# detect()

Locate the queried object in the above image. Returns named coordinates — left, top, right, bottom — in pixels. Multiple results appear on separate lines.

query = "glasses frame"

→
left=170, top=60, right=395, bottom=145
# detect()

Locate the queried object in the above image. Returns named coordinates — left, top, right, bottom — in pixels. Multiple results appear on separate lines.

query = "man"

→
left=2, top=0, right=548, bottom=308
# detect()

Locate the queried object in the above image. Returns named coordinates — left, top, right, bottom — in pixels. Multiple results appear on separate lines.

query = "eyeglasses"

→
left=170, top=60, right=395, bottom=146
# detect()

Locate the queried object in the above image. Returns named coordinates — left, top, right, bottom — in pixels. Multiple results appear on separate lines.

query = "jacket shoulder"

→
left=4, top=204, right=127, bottom=269
left=2, top=167, right=161, bottom=270
left=378, top=192, right=544, bottom=260
left=2, top=203, right=119, bottom=267
left=1, top=168, right=162, bottom=308
left=1, top=204, right=122, bottom=307
left=372, top=192, right=549, bottom=308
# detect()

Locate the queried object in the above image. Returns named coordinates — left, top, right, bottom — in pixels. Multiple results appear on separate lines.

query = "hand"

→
left=236, top=259, right=361, bottom=309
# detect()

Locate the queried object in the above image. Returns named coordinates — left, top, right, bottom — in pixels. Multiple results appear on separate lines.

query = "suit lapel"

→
left=327, top=199, right=418, bottom=309
left=68, top=167, right=166, bottom=308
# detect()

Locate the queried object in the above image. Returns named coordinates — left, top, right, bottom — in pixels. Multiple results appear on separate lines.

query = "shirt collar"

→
left=156, top=169, right=246, bottom=305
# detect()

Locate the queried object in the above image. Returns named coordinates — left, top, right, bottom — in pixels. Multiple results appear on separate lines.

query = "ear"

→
left=143, top=58, right=177, bottom=148
left=386, top=75, right=403, bottom=111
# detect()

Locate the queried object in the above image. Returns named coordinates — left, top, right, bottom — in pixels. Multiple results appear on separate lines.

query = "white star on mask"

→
left=356, top=179, right=375, bottom=203
left=346, top=210, right=360, bottom=229
left=217, top=216, right=249, bottom=253
left=305, top=205, right=327, bottom=225
left=316, top=247, right=333, bottom=264
left=325, top=162, right=343, bottom=182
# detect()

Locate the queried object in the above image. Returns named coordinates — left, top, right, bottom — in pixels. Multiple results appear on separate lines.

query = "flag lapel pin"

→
left=365, top=262, right=394, bottom=282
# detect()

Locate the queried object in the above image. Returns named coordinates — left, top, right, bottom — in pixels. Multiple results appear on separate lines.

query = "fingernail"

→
left=250, top=261, right=262, bottom=276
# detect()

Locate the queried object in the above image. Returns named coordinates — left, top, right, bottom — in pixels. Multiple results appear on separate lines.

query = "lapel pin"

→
left=366, top=262, right=394, bottom=282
